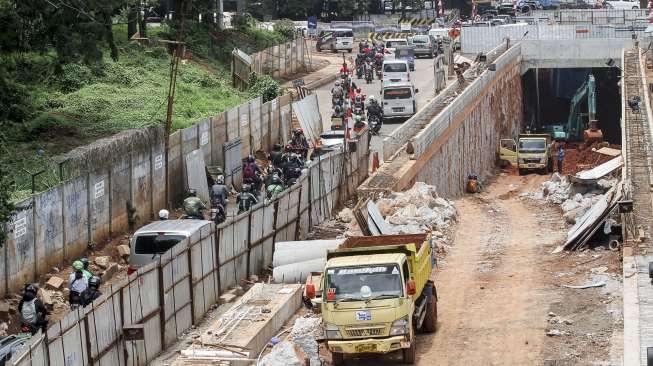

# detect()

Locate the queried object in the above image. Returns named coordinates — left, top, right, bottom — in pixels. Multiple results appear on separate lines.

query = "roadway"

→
left=314, top=53, right=439, bottom=159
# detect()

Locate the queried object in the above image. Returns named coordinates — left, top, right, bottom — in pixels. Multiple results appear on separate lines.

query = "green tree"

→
left=0, top=169, right=15, bottom=248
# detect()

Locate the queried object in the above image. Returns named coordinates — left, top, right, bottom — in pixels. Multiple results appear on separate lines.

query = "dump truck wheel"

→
left=518, top=168, right=525, bottom=176
left=332, top=352, right=344, bottom=366
left=422, top=294, right=438, bottom=333
left=402, top=338, right=416, bottom=364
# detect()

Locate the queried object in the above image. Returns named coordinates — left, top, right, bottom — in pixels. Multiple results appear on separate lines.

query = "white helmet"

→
left=368, top=95, right=375, bottom=102
left=335, top=80, right=341, bottom=86
left=158, top=209, right=169, bottom=220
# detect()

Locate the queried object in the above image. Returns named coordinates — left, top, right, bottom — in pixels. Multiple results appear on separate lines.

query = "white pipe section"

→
left=272, top=239, right=343, bottom=267
left=272, top=258, right=326, bottom=283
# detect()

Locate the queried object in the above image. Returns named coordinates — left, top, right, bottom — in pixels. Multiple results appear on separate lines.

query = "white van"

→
left=325, top=28, right=354, bottom=53
left=384, top=38, right=409, bottom=53
left=382, top=59, right=410, bottom=84
left=127, top=219, right=212, bottom=274
left=382, top=82, right=419, bottom=119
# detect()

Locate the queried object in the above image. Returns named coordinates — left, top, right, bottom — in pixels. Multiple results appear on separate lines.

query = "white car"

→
left=605, top=0, right=639, bottom=9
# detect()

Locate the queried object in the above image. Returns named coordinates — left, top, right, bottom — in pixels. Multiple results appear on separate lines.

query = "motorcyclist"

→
left=243, top=155, right=262, bottom=193
left=269, top=143, right=285, bottom=167
left=331, top=81, right=344, bottom=106
left=182, top=189, right=206, bottom=219
left=158, top=209, right=169, bottom=220
left=291, top=128, right=309, bottom=155
left=80, top=257, right=93, bottom=280
left=354, top=94, right=365, bottom=111
left=210, top=176, right=229, bottom=208
left=353, top=114, right=366, bottom=131
left=332, top=104, right=344, bottom=119
left=266, top=174, right=285, bottom=200
left=19, top=284, right=48, bottom=335
left=81, top=276, right=102, bottom=307
left=68, top=261, right=88, bottom=308
left=237, top=184, right=259, bottom=213
left=367, top=95, right=383, bottom=119
left=283, top=153, right=304, bottom=185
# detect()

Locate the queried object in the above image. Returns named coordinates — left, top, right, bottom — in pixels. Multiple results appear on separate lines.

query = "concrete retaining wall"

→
left=415, top=46, right=523, bottom=197
left=2, top=94, right=295, bottom=294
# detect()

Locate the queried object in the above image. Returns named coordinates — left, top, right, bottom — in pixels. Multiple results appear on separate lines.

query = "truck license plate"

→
left=356, top=344, right=377, bottom=352
left=527, top=164, right=537, bottom=168
left=392, top=107, right=404, bottom=112
left=355, top=311, right=372, bottom=321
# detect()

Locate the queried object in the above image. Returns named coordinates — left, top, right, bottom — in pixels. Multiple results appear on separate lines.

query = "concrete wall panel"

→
left=198, top=119, right=212, bottom=165
left=91, top=169, right=111, bottom=242
left=63, top=176, right=88, bottom=259
left=181, top=126, right=199, bottom=193
left=151, top=141, right=166, bottom=215
left=34, top=186, right=64, bottom=273
left=6, top=200, right=35, bottom=292
left=227, top=106, right=240, bottom=141
left=238, top=103, right=251, bottom=156
left=211, top=113, right=227, bottom=167
left=132, top=149, right=151, bottom=227
left=109, top=157, right=129, bottom=235
left=249, top=97, right=262, bottom=152
left=168, top=131, right=184, bottom=205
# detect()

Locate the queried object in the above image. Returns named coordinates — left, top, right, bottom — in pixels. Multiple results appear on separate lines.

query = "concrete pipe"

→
left=272, top=239, right=344, bottom=267
left=273, top=258, right=326, bottom=283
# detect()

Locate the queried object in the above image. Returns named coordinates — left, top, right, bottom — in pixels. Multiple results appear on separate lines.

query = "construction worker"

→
left=69, top=261, right=88, bottom=307
left=557, top=146, right=565, bottom=174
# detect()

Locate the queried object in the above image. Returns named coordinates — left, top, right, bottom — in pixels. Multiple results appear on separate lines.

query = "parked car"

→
left=128, top=219, right=212, bottom=274
left=410, top=34, right=438, bottom=58
left=605, top=0, right=639, bottom=8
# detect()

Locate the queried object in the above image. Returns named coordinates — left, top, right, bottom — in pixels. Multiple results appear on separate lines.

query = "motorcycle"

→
left=332, top=94, right=344, bottom=107
left=210, top=198, right=226, bottom=225
left=356, top=65, right=364, bottom=79
left=368, top=113, right=382, bottom=135
left=375, top=63, right=382, bottom=79
left=364, top=67, right=373, bottom=84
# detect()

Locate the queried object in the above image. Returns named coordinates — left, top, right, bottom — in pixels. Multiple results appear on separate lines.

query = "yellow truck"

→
left=321, top=234, right=437, bottom=365
left=499, top=133, right=554, bottom=175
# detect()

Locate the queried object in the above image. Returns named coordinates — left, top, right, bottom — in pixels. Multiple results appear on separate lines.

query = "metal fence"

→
left=530, top=9, right=649, bottom=25
left=461, top=23, right=647, bottom=53
left=3, top=94, right=296, bottom=296
left=9, top=129, right=371, bottom=366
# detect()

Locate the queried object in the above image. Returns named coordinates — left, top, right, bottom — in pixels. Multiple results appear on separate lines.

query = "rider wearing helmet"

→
left=158, top=209, right=169, bottom=220
left=69, top=260, right=88, bottom=307
left=210, top=176, right=229, bottom=208
left=266, top=174, right=285, bottom=200
left=182, top=189, right=206, bottom=219
left=81, top=276, right=102, bottom=306
left=331, top=80, right=344, bottom=105
left=367, top=95, right=383, bottom=119
left=237, top=184, right=259, bottom=214
left=19, top=284, right=48, bottom=334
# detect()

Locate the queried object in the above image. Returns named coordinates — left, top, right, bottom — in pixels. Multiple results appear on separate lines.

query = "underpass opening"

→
left=522, top=67, right=622, bottom=144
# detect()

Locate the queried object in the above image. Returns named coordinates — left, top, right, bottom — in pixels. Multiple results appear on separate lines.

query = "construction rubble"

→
left=259, top=316, right=322, bottom=366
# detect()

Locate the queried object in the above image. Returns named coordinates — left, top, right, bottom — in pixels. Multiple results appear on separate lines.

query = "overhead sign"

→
left=307, top=16, right=317, bottom=29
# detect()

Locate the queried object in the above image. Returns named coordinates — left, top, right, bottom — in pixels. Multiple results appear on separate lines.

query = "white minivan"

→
left=382, top=59, right=411, bottom=84
left=128, top=219, right=212, bottom=274
left=381, top=82, right=419, bottom=119
left=326, top=28, right=354, bottom=53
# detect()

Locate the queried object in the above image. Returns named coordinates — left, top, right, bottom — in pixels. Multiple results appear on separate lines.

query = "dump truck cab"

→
left=321, top=234, right=437, bottom=365
left=499, top=134, right=553, bottom=175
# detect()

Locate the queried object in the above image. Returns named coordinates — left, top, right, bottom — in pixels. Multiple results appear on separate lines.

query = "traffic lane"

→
left=315, top=56, right=437, bottom=158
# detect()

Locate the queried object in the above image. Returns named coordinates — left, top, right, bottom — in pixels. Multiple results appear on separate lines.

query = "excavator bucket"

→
left=583, top=120, right=603, bottom=145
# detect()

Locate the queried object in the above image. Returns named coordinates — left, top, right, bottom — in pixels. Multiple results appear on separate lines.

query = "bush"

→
left=273, top=19, right=297, bottom=41
left=248, top=72, right=280, bottom=102
left=233, top=13, right=254, bottom=31
left=57, top=63, right=94, bottom=93
left=0, top=74, right=30, bottom=123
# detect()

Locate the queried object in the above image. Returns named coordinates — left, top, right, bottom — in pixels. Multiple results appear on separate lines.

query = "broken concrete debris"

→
left=46, top=276, right=65, bottom=290
left=94, top=256, right=111, bottom=269
left=375, top=182, right=457, bottom=234
left=260, top=316, right=322, bottom=366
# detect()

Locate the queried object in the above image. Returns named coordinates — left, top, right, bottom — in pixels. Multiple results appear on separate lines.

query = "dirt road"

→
left=416, top=174, right=553, bottom=365
left=324, top=173, right=623, bottom=365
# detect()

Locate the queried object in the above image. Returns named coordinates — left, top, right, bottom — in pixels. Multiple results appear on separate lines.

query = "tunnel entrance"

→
left=521, top=67, right=622, bottom=145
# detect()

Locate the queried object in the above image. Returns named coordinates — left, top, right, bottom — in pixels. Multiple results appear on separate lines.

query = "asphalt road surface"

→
left=315, top=52, right=439, bottom=160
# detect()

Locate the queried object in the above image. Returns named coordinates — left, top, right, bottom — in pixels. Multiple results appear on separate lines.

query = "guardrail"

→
left=408, top=42, right=522, bottom=159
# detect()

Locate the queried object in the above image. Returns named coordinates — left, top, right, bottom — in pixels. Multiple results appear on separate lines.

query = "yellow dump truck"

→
left=321, top=234, right=437, bottom=365
left=499, top=133, right=553, bottom=175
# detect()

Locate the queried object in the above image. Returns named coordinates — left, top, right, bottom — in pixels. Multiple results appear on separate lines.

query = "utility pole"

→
left=164, top=0, right=187, bottom=208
